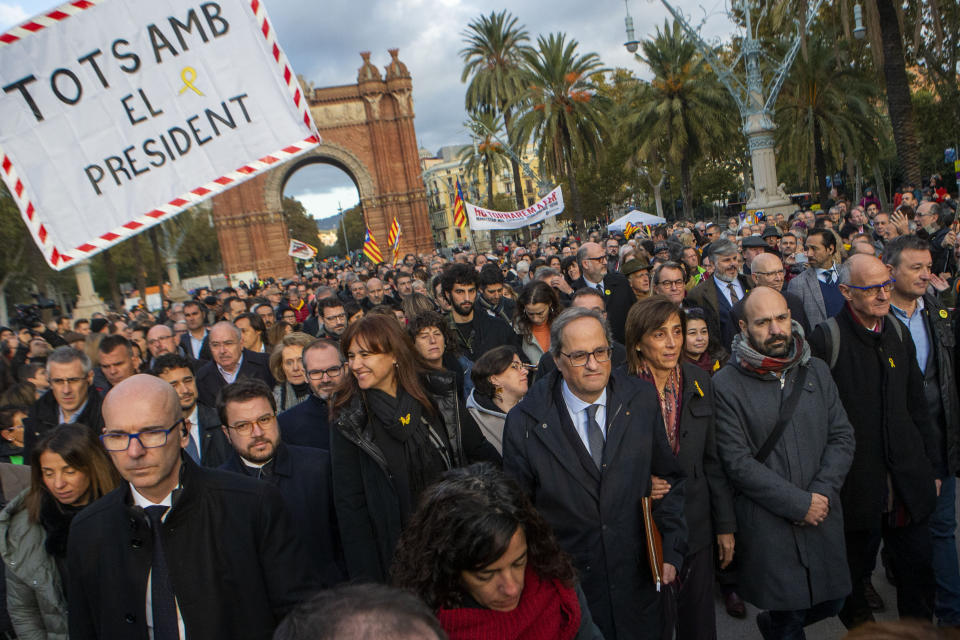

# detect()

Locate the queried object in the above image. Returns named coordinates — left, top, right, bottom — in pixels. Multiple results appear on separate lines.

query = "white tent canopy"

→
left=607, top=210, right=667, bottom=233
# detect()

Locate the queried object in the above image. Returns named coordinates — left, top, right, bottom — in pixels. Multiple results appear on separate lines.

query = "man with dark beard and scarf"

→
left=713, top=287, right=855, bottom=640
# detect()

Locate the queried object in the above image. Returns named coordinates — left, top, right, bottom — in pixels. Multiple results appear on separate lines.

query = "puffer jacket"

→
left=0, top=490, right=67, bottom=640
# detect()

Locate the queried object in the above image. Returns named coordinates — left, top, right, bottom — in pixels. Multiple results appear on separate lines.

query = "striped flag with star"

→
left=453, top=179, right=467, bottom=229
left=363, top=227, right=384, bottom=263
left=388, top=216, right=402, bottom=264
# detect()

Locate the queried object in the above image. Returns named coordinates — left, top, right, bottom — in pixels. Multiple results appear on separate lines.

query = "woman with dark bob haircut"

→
left=514, top=281, right=562, bottom=366
left=624, top=296, right=736, bottom=640
left=466, top=346, right=530, bottom=454
left=392, top=463, right=602, bottom=640
left=330, top=315, right=501, bottom=583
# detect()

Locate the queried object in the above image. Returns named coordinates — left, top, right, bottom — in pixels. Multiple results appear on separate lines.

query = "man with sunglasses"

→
left=809, top=254, right=941, bottom=629
left=503, top=306, right=685, bottom=640
left=219, top=379, right=344, bottom=586
left=278, top=339, right=341, bottom=450
left=67, top=374, right=317, bottom=640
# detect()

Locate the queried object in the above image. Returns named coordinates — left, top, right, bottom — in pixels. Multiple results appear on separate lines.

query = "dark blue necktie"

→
left=145, top=506, right=178, bottom=640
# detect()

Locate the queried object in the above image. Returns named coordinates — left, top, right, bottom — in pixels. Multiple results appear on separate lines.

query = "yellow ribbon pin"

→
left=178, top=67, right=204, bottom=96
left=889, top=357, right=895, bottom=368
left=694, top=380, right=704, bottom=397
left=940, top=309, right=949, bottom=319
left=604, top=289, right=611, bottom=295
left=399, top=414, right=411, bottom=426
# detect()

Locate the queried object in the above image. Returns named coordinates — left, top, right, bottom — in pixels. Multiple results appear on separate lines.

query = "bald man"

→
left=571, top=242, right=634, bottom=343
left=715, top=287, right=854, bottom=637
left=749, top=253, right=811, bottom=336
left=809, top=254, right=940, bottom=628
left=67, top=375, right=317, bottom=640
left=195, top=321, right=274, bottom=407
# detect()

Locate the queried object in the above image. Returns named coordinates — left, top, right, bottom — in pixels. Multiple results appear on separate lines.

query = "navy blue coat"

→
left=196, top=350, right=274, bottom=408
left=278, top=395, right=330, bottom=450
left=220, top=442, right=344, bottom=586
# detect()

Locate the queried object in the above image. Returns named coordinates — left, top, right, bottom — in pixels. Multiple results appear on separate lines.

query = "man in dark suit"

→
left=67, top=375, right=317, bottom=639
left=743, top=253, right=811, bottom=336
left=786, top=229, right=844, bottom=329
left=195, top=322, right=274, bottom=407
left=570, top=242, right=634, bottom=344
left=180, top=300, right=212, bottom=362
left=503, top=307, right=686, bottom=640
left=687, top=239, right=752, bottom=350
left=218, top=379, right=344, bottom=586
left=278, top=339, right=340, bottom=450
left=152, top=354, right=230, bottom=468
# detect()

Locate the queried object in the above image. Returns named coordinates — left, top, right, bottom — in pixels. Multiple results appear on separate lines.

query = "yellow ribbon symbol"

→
left=694, top=380, right=704, bottom=397
left=889, top=357, right=895, bottom=368
left=399, top=414, right=411, bottom=426
left=178, top=67, right=204, bottom=96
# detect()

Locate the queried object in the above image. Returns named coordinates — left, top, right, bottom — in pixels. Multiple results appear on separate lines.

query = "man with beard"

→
left=476, top=263, right=516, bottom=324
left=152, top=354, right=230, bottom=468
left=688, top=240, right=752, bottom=349
left=218, top=379, right=344, bottom=586
left=787, top=229, right=844, bottom=330
left=440, top=264, right=521, bottom=363
left=278, top=339, right=341, bottom=450
left=714, top=287, right=855, bottom=639
left=317, top=298, right=348, bottom=344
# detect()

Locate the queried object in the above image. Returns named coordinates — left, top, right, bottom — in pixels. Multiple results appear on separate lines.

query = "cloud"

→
left=0, top=3, right=28, bottom=29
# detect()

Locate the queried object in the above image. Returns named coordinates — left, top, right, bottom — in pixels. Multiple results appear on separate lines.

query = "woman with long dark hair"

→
left=514, top=281, right=562, bottom=366
left=683, top=307, right=728, bottom=375
left=0, top=423, right=120, bottom=638
left=408, top=311, right=473, bottom=398
left=329, top=315, right=500, bottom=582
left=392, top=463, right=602, bottom=640
left=624, top=296, right=736, bottom=640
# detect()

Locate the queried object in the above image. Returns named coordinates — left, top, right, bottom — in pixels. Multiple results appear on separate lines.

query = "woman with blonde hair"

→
left=269, top=331, right=315, bottom=411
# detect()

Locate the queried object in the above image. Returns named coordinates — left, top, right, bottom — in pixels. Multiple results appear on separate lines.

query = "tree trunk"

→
left=679, top=156, right=693, bottom=220
left=149, top=228, right=164, bottom=296
left=485, top=162, right=494, bottom=208
left=875, top=0, right=922, bottom=186
left=813, top=118, right=830, bottom=208
left=872, top=163, right=889, bottom=210
left=129, top=235, right=148, bottom=308
left=503, top=108, right=531, bottom=242
left=100, top=249, right=123, bottom=311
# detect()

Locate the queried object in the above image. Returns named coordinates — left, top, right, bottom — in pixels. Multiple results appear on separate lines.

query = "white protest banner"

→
left=288, top=238, right=316, bottom=259
left=0, top=0, right=319, bottom=270
left=464, top=186, right=564, bottom=230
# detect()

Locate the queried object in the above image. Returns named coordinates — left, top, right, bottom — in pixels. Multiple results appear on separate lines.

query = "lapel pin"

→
left=694, top=380, right=704, bottom=397
left=888, top=358, right=895, bottom=368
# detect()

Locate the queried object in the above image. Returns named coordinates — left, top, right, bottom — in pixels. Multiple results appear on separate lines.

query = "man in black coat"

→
left=151, top=354, right=230, bottom=468
left=278, top=339, right=340, bottom=450
left=24, top=346, right=104, bottom=458
left=180, top=300, right=212, bottom=362
left=570, top=242, right=634, bottom=344
left=218, top=379, right=344, bottom=586
left=440, top=263, right=522, bottom=362
left=503, top=307, right=686, bottom=640
left=687, top=239, right=752, bottom=350
left=195, top=322, right=274, bottom=407
left=67, top=374, right=318, bottom=640
left=809, top=254, right=940, bottom=628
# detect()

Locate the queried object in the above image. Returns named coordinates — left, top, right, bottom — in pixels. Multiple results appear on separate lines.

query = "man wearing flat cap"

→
left=621, top=258, right=652, bottom=302
left=762, top=226, right=783, bottom=251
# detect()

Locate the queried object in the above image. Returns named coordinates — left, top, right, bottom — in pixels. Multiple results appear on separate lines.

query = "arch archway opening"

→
left=282, top=161, right=362, bottom=256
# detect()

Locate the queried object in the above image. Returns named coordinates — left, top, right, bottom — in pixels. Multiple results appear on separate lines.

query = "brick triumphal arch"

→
left=211, top=50, right=432, bottom=278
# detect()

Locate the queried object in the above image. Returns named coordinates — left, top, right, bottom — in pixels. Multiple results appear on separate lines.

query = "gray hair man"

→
left=194, top=321, right=274, bottom=408
left=687, top=239, right=751, bottom=349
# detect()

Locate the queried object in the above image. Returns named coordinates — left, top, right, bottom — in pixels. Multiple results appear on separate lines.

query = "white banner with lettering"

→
left=464, top=185, right=564, bottom=230
left=0, top=0, right=318, bottom=269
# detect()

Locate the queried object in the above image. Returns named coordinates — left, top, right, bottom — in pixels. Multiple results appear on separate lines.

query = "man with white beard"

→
left=687, top=239, right=752, bottom=349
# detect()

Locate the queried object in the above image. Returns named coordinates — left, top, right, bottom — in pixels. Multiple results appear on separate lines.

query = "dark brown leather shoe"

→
left=863, top=578, right=885, bottom=612
left=725, top=591, right=747, bottom=618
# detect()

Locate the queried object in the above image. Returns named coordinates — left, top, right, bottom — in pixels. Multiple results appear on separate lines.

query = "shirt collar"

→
left=561, top=380, right=606, bottom=415
left=891, top=296, right=925, bottom=319
left=130, top=483, right=175, bottom=508
left=59, top=396, right=89, bottom=423
left=217, top=353, right=244, bottom=378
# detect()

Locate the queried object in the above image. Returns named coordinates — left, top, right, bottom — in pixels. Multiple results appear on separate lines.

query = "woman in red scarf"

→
left=625, top=296, right=737, bottom=640
left=391, top=463, right=602, bottom=640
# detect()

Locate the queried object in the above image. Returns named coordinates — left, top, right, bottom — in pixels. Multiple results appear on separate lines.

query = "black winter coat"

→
left=66, top=455, right=319, bottom=640
left=195, top=402, right=231, bottom=468
left=503, top=369, right=686, bottom=640
left=24, top=389, right=104, bottom=459
left=195, top=349, right=274, bottom=408
left=571, top=273, right=634, bottom=345
left=809, top=306, right=940, bottom=529
left=448, top=310, right=523, bottom=363
left=330, top=371, right=501, bottom=582
left=278, top=394, right=331, bottom=450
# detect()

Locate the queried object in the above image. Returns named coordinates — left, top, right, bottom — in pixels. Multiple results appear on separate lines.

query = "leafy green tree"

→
left=513, top=33, right=609, bottom=231
left=459, top=112, right=511, bottom=208
left=283, top=196, right=321, bottom=246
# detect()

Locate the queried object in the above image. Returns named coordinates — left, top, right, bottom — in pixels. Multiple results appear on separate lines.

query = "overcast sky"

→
left=0, top=0, right=734, bottom=219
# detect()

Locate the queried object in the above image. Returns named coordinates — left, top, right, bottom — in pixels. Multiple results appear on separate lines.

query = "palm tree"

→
left=460, top=11, right=532, bottom=214
left=775, top=37, right=880, bottom=207
left=459, top=111, right=511, bottom=208
left=513, top=33, right=608, bottom=231
left=628, top=21, right=734, bottom=219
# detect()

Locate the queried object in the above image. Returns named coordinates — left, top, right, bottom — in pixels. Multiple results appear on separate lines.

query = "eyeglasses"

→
left=753, top=269, right=785, bottom=277
left=559, top=346, right=613, bottom=367
left=657, top=279, right=685, bottom=289
left=100, top=419, right=184, bottom=452
left=307, top=365, right=344, bottom=381
left=843, top=279, right=896, bottom=296
left=324, top=313, right=347, bottom=322
left=583, top=255, right=607, bottom=263
left=226, top=413, right=276, bottom=435
left=50, top=376, right=86, bottom=387
left=507, top=360, right=536, bottom=372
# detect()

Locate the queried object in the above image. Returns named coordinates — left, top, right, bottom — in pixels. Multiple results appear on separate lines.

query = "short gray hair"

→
left=534, top=266, right=560, bottom=281
left=46, top=346, right=92, bottom=376
left=549, top=307, right=611, bottom=359
left=837, top=260, right=853, bottom=286
left=709, top=239, right=738, bottom=260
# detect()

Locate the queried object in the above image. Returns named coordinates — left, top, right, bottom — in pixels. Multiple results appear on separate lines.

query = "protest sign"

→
left=288, top=238, right=317, bottom=259
left=464, top=186, right=564, bottom=230
left=0, top=0, right=319, bottom=269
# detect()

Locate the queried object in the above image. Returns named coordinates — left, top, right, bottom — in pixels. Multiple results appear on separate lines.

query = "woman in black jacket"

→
left=330, top=315, right=500, bottom=582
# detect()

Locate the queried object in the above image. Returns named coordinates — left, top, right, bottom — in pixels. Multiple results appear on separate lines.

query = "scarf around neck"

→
left=731, top=320, right=810, bottom=375
left=636, top=362, right=683, bottom=455
left=436, top=567, right=581, bottom=640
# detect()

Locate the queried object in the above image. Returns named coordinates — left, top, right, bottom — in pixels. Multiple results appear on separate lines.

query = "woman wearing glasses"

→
left=329, top=315, right=501, bottom=583
left=515, top=282, right=562, bottom=367
left=466, top=347, right=531, bottom=454
left=0, top=423, right=120, bottom=639
left=624, top=296, right=736, bottom=640
left=269, top=332, right=315, bottom=412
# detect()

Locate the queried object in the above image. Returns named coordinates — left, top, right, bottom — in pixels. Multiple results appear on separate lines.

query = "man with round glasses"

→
left=278, top=339, right=342, bottom=450
left=503, top=306, right=686, bottom=639
left=67, top=374, right=317, bottom=639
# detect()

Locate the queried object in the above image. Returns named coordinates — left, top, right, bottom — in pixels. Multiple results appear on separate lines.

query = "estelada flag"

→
left=453, top=179, right=467, bottom=229
left=363, top=228, right=384, bottom=263
left=388, top=216, right=401, bottom=250
left=288, top=239, right=317, bottom=259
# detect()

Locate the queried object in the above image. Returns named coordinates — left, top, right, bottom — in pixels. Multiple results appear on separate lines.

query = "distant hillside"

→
left=315, top=215, right=341, bottom=231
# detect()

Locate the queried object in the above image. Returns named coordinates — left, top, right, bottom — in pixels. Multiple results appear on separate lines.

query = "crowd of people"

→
left=0, top=184, right=957, bottom=639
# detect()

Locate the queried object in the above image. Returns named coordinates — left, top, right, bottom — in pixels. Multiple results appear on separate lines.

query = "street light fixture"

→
left=623, top=0, right=640, bottom=53
left=853, top=2, right=866, bottom=40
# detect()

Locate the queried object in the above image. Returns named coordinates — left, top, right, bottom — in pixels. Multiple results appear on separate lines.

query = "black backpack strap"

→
left=755, top=365, right=809, bottom=463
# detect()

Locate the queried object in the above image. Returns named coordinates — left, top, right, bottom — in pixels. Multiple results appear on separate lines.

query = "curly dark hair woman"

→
left=391, top=463, right=602, bottom=640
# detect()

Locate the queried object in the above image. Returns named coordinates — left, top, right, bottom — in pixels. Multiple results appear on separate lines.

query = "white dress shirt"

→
left=217, top=354, right=244, bottom=384
left=561, top=381, right=607, bottom=458
left=186, top=405, right=202, bottom=461
left=714, top=277, right=745, bottom=308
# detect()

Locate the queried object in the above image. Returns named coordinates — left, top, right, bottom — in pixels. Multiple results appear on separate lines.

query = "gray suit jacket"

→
left=786, top=267, right=828, bottom=330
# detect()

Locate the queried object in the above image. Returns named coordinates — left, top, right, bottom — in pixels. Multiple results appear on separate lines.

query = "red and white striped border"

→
left=0, top=0, right=320, bottom=270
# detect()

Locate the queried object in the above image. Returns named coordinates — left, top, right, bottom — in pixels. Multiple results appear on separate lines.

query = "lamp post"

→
left=625, top=0, right=824, bottom=216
